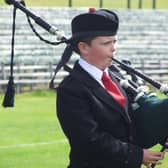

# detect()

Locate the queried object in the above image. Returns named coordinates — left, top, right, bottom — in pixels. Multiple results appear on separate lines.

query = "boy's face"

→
left=79, top=36, right=117, bottom=70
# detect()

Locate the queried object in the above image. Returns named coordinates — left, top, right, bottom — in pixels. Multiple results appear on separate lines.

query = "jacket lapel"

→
left=108, top=70, right=131, bottom=122
left=71, top=62, right=131, bottom=124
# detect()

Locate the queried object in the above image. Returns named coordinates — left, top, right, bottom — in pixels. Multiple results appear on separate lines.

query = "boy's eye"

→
left=101, top=40, right=117, bottom=45
left=114, top=39, right=117, bottom=43
left=103, top=42, right=111, bottom=45
left=100, top=41, right=111, bottom=45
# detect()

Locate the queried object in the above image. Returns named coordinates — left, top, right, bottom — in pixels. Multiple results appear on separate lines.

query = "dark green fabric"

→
left=133, top=94, right=168, bottom=148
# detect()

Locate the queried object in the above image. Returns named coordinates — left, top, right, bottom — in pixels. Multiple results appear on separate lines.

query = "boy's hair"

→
left=71, top=36, right=97, bottom=55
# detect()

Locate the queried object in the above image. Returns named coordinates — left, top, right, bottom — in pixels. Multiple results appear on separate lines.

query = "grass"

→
left=0, top=0, right=168, bottom=9
left=0, top=90, right=168, bottom=168
left=0, top=90, right=69, bottom=168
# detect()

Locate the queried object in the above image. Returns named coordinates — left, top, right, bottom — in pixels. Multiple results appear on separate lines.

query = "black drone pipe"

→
left=110, top=71, right=139, bottom=98
left=110, top=64, right=140, bottom=89
left=5, top=0, right=59, bottom=35
left=112, top=58, right=168, bottom=95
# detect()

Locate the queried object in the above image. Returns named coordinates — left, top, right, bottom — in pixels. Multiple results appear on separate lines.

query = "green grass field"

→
left=0, top=91, right=69, bottom=168
left=0, top=90, right=168, bottom=168
left=0, top=0, right=168, bottom=8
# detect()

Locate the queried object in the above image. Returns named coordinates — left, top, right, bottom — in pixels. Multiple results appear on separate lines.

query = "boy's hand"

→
left=143, top=149, right=164, bottom=167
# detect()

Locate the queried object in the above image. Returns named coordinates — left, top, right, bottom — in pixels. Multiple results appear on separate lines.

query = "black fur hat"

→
left=71, top=8, right=119, bottom=40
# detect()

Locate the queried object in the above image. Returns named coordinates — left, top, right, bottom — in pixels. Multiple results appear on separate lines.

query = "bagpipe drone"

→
left=2, top=0, right=66, bottom=107
left=2, top=1, right=168, bottom=167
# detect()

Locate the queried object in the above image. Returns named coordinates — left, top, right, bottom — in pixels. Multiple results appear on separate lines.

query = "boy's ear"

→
left=77, top=42, right=89, bottom=55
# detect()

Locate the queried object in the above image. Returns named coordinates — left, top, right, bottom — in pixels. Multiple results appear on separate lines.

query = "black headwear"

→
left=71, top=8, right=119, bottom=40
left=50, top=8, right=119, bottom=89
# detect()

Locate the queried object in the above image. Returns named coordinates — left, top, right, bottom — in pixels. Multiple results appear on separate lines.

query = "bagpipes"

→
left=109, top=58, right=168, bottom=168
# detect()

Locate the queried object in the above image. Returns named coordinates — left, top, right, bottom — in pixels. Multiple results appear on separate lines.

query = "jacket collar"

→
left=71, top=61, right=131, bottom=123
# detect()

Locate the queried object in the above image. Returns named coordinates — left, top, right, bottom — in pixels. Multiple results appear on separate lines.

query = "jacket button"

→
left=129, top=135, right=133, bottom=142
left=124, top=160, right=128, bottom=164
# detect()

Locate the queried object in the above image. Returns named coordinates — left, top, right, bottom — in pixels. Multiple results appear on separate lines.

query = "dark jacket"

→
left=56, top=62, right=143, bottom=168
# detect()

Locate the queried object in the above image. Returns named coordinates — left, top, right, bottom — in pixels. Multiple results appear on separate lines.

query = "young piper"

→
left=56, top=8, right=165, bottom=168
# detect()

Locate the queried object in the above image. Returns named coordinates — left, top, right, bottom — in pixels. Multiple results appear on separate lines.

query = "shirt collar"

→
left=78, top=58, right=108, bottom=82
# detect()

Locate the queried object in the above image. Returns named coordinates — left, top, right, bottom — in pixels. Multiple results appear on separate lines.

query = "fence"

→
left=127, top=0, right=156, bottom=9
left=68, top=0, right=157, bottom=9
left=1, top=59, right=168, bottom=93
left=0, top=63, right=69, bottom=92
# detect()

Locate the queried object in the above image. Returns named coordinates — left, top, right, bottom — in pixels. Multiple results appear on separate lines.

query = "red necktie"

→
left=101, top=72, right=126, bottom=107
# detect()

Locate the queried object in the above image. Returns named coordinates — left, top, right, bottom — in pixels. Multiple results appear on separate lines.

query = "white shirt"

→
left=78, top=58, right=108, bottom=87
